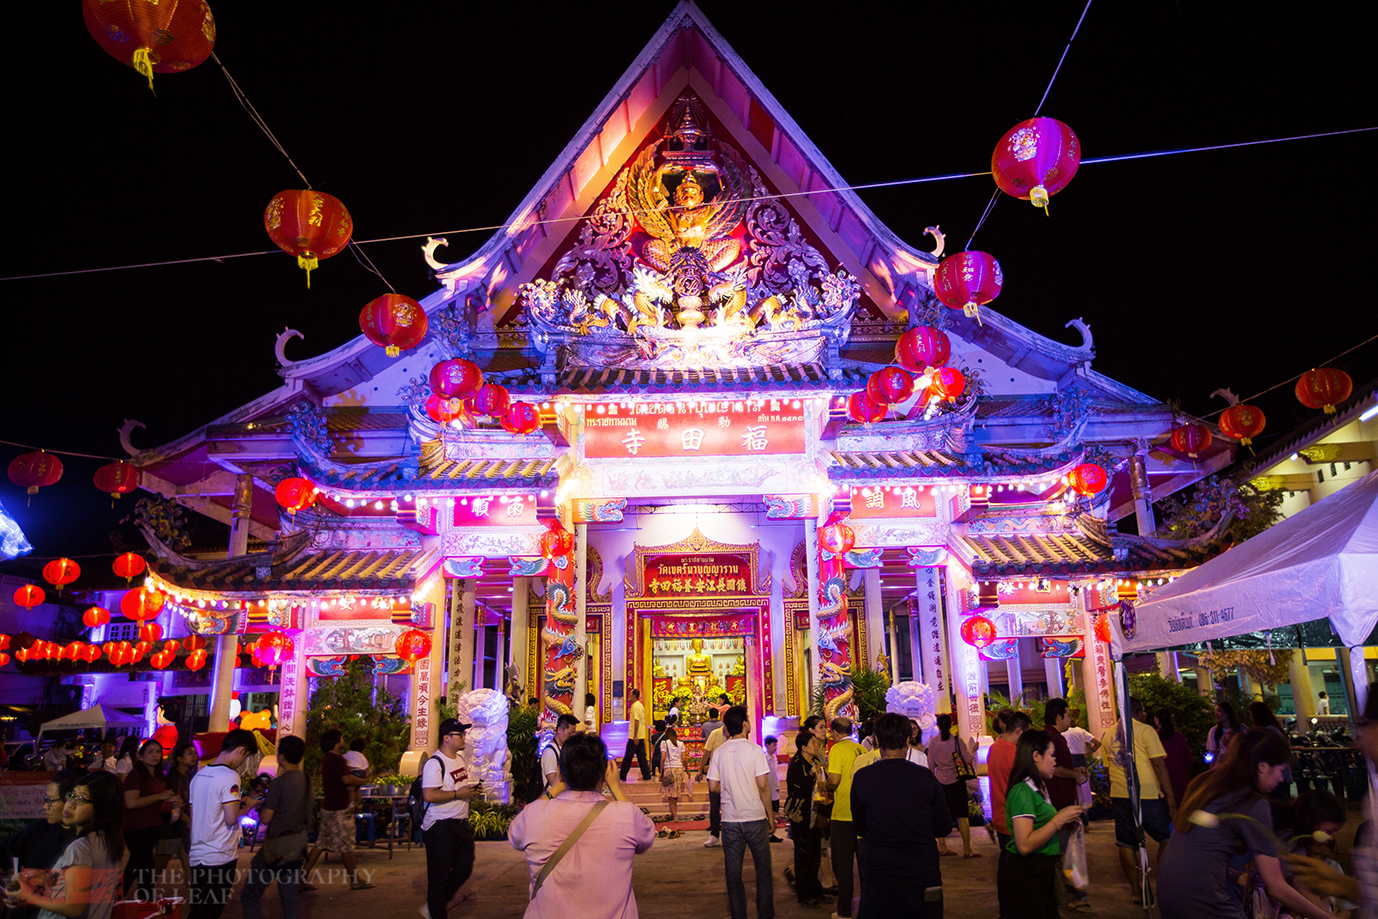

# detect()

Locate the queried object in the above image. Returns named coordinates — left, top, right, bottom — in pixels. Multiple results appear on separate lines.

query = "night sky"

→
left=3, top=2, right=1375, bottom=571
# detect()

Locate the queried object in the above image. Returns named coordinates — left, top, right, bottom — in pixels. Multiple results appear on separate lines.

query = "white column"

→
left=473, top=618, right=486, bottom=694
left=944, top=569, right=985, bottom=739
left=907, top=603, right=923, bottom=685
left=494, top=616, right=506, bottom=691
left=887, top=610, right=900, bottom=685
left=863, top=569, right=884, bottom=675
left=574, top=524, right=589, bottom=713
left=914, top=568, right=949, bottom=704
left=1045, top=657, right=1065, bottom=698
left=1006, top=646, right=1024, bottom=701
left=1348, top=648, right=1370, bottom=716
left=1290, top=650, right=1317, bottom=721
left=1129, top=452, right=1156, bottom=536
left=209, top=472, right=253, bottom=732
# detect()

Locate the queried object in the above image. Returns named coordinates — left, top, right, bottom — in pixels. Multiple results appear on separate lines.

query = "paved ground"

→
left=151, top=818, right=1163, bottom=919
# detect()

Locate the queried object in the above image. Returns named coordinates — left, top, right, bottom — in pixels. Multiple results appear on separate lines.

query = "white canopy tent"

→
left=38, top=703, right=146, bottom=737
left=1118, top=467, right=1378, bottom=704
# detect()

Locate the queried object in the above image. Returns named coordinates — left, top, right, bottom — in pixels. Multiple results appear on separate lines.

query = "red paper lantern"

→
left=134, top=640, right=153, bottom=657
left=163, top=640, right=180, bottom=655
left=82, top=0, right=216, bottom=92
left=82, top=606, right=111, bottom=629
left=1170, top=423, right=1212, bottom=459
left=896, top=327, right=951, bottom=372
left=112, top=553, right=147, bottom=583
left=501, top=403, right=542, bottom=435
left=1066, top=463, right=1109, bottom=497
left=186, top=649, right=208, bottom=671
left=1295, top=368, right=1353, bottom=415
left=847, top=392, right=887, bottom=424
left=540, top=525, right=575, bottom=560
left=818, top=523, right=856, bottom=556
left=139, top=623, right=163, bottom=644
left=991, top=117, right=1081, bottom=212
left=425, top=394, right=470, bottom=426
left=93, top=461, right=140, bottom=503
left=960, top=614, right=997, bottom=649
left=121, top=587, right=165, bottom=622
left=360, top=294, right=428, bottom=357
left=866, top=367, right=915, bottom=406
left=150, top=651, right=174, bottom=671
left=102, top=642, right=117, bottom=659
left=13, top=584, right=45, bottom=610
left=469, top=383, right=511, bottom=418
left=395, top=628, right=432, bottom=663
left=931, top=367, right=967, bottom=403
left=1219, top=404, right=1267, bottom=447
left=8, top=451, right=64, bottom=497
left=0, top=653, right=10, bottom=667
left=82, top=644, right=102, bottom=664
left=264, top=190, right=353, bottom=288
left=429, top=359, right=484, bottom=401
left=1093, top=614, right=1113, bottom=644
left=934, top=251, right=1003, bottom=320
left=0, top=635, right=8, bottom=651
left=42, top=559, right=81, bottom=593
left=255, top=631, right=294, bottom=668
left=275, top=478, right=317, bottom=515
left=184, top=635, right=208, bottom=652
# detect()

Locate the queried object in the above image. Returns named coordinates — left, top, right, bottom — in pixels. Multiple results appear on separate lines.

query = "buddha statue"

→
left=685, top=638, right=713, bottom=678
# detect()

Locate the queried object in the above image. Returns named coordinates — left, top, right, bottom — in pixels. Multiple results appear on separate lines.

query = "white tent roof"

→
left=1121, top=468, right=1378, bottom=654
left=38, top=704, right=145, bottom=736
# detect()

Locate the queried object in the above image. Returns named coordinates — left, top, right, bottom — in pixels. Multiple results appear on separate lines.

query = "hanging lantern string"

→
left=0, top=438, right=125, bottom=462
left=2, top=125, right=1375, bottom=284
left=210, top=53, right=314, bottom=191
left=1199, top=329, right=1378, bottom=421
left=348, top=240, right=396, bottom=293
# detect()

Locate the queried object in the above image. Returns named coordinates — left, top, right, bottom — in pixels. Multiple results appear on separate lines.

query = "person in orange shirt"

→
left=989, top=709, right=1033, bottom=919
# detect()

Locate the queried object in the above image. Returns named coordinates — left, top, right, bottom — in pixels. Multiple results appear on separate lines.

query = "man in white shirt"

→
left=618, top=689, right=651, bottom=782
left=187, top=729, right=263, bottom=919
left=421, top=718, right=482, bottom=919
left=1065, top=709, right=1102, bottom=815
left=706, top=706, right=773, bottom=919
left=540, top=714, right=580, bottom=798
left=42, top=739, right=67, bottom=771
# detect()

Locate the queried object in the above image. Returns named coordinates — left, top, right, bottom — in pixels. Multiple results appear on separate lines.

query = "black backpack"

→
left=408, top=755, right=443, bottom=830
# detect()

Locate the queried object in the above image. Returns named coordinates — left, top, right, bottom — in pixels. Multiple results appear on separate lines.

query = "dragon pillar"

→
left=540, top=523, right=579, bottom=723
left=816, top=526, right=855, bottom=722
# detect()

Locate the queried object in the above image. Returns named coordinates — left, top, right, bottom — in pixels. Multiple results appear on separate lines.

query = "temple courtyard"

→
left=189, top=818, right=1154, bottom=919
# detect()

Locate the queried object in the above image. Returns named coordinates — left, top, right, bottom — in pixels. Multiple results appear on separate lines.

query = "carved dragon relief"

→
left=519, top=91, right=860, bottom=370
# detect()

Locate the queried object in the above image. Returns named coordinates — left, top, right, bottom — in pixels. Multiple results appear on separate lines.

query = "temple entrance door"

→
left=635, top=609, right=763, bottom=771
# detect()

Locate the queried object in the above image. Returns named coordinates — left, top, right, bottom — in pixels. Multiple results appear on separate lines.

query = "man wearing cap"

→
left=421, top=718, right=482, bottom=919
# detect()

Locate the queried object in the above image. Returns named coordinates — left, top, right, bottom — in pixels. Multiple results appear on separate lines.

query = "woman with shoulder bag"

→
left=657, top=728, right=691, bottom=836
left=928, top=713, right=979, bottom=857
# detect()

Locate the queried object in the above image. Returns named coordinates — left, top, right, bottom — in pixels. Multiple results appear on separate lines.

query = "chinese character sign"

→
left=584, top=402, right=805, bottom=459
left=452, top=495, right=536, bottom=527
left=849, top=487, right=937, bottom=519
left=278, top=645, right=301, bottom=737
left=413, top=655, right=432, bottom=749
left=643, top=553, right=754, bottom=596
left=914, top=568, right=947, bottom=697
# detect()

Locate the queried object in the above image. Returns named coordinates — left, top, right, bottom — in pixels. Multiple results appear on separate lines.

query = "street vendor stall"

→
left=37, top=703, right=145, bottom=738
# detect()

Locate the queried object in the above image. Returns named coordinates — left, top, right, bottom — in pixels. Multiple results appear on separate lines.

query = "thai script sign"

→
left=585, top=401, right=805, bottom=458
left=643, top=553, right=753, bottom=597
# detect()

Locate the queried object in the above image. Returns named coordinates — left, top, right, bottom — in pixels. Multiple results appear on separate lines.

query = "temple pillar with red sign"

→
left=510, top=576, right=529, bottom=689
left=945, top=570, right=987, bottom=740
left=209, top=472, right=253, bottom=732
left=1077, top=587, right=1115, bottom=740
left=816, top=523, right=853, bottom=721
left=912, top=568, right=950, bottom=711
left=542, top=544, right=578, bottom=720
left=573, top=524, right=589, bottom=715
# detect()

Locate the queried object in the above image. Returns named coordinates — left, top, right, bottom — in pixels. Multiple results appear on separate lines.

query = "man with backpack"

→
left=241, top=735, right=312, bottom=919
left=539, top=715, right=580, bottom=799
left=420, top=718, right=482, bottom=919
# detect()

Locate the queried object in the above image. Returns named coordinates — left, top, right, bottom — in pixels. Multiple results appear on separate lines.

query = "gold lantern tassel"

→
left=297, top=254, right=319, bottom=288
left=963, top=302, right=984, bottom=326
left=132, top=48, right=157, bottom=94
left=1030, top=185, right=1050, bottom=214
left=386, top=345, right=401, bottom=358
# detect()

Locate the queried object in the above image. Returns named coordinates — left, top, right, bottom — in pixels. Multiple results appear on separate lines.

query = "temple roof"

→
left=496, top=363, right=867, bottom=396
left=957, top=530, right=1212, bottom=577
left=303, top=452, right=560, bottom=492
left=827, top=448, right=1075, bottom=481
left=152, top=541, right=430, bottom=593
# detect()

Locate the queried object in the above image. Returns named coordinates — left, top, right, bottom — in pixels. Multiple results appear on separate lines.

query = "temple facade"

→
left=72, top=3, right=1236, bottom=768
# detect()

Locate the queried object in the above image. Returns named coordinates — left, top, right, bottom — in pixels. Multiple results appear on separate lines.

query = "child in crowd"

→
left=343, top=737, right=371, bottom=810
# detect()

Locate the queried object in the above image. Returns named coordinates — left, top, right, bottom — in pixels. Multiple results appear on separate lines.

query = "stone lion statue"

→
left=456, top=688, right=511, bottom=803
left=885, top=680, right=939, bottom=741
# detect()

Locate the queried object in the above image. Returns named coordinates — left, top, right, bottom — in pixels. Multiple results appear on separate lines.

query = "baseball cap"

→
left=439, top=718, right=472, bottom=736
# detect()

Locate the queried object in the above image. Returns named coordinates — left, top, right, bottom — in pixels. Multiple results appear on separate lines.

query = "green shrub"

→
left=303, top=658, right=412, bottom=783
left=470, top=800, right=523, bottom=840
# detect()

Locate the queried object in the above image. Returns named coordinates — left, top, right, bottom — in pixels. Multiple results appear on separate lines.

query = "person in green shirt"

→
left=1000, top=729, right=1085, bottom=919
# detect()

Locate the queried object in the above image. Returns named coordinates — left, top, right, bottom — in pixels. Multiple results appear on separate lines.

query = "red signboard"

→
left=317, top=597, right=408, bottom=623
left=585, top=401, right=805, bottom=459
left=643, top=553, right=753, bottom=597
left=452, top=494, right=536, bottom=527
left=849, top=486, right=937, bottom=518
left=997, top=580, right=1071, bottom=605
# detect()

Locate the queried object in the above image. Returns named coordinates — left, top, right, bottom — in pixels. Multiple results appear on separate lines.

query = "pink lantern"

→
left=934, top=251, right=1003, bottom=320
left=429, top=359, right=483, bottom=402
left=847, top=392, right=886, bottom=424
left=866, top=367, right=915, bottom=406
left=992, top=117, right=1081, bottom=212
left=501, top=402, right=541, bottom=435
left=469, top=383, right=511, bottom=418
left=931, top=367, right=966, bottom=403
left=255, top=631, right=294, bottom=668
left=896, top=327, right=950, bottom=372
